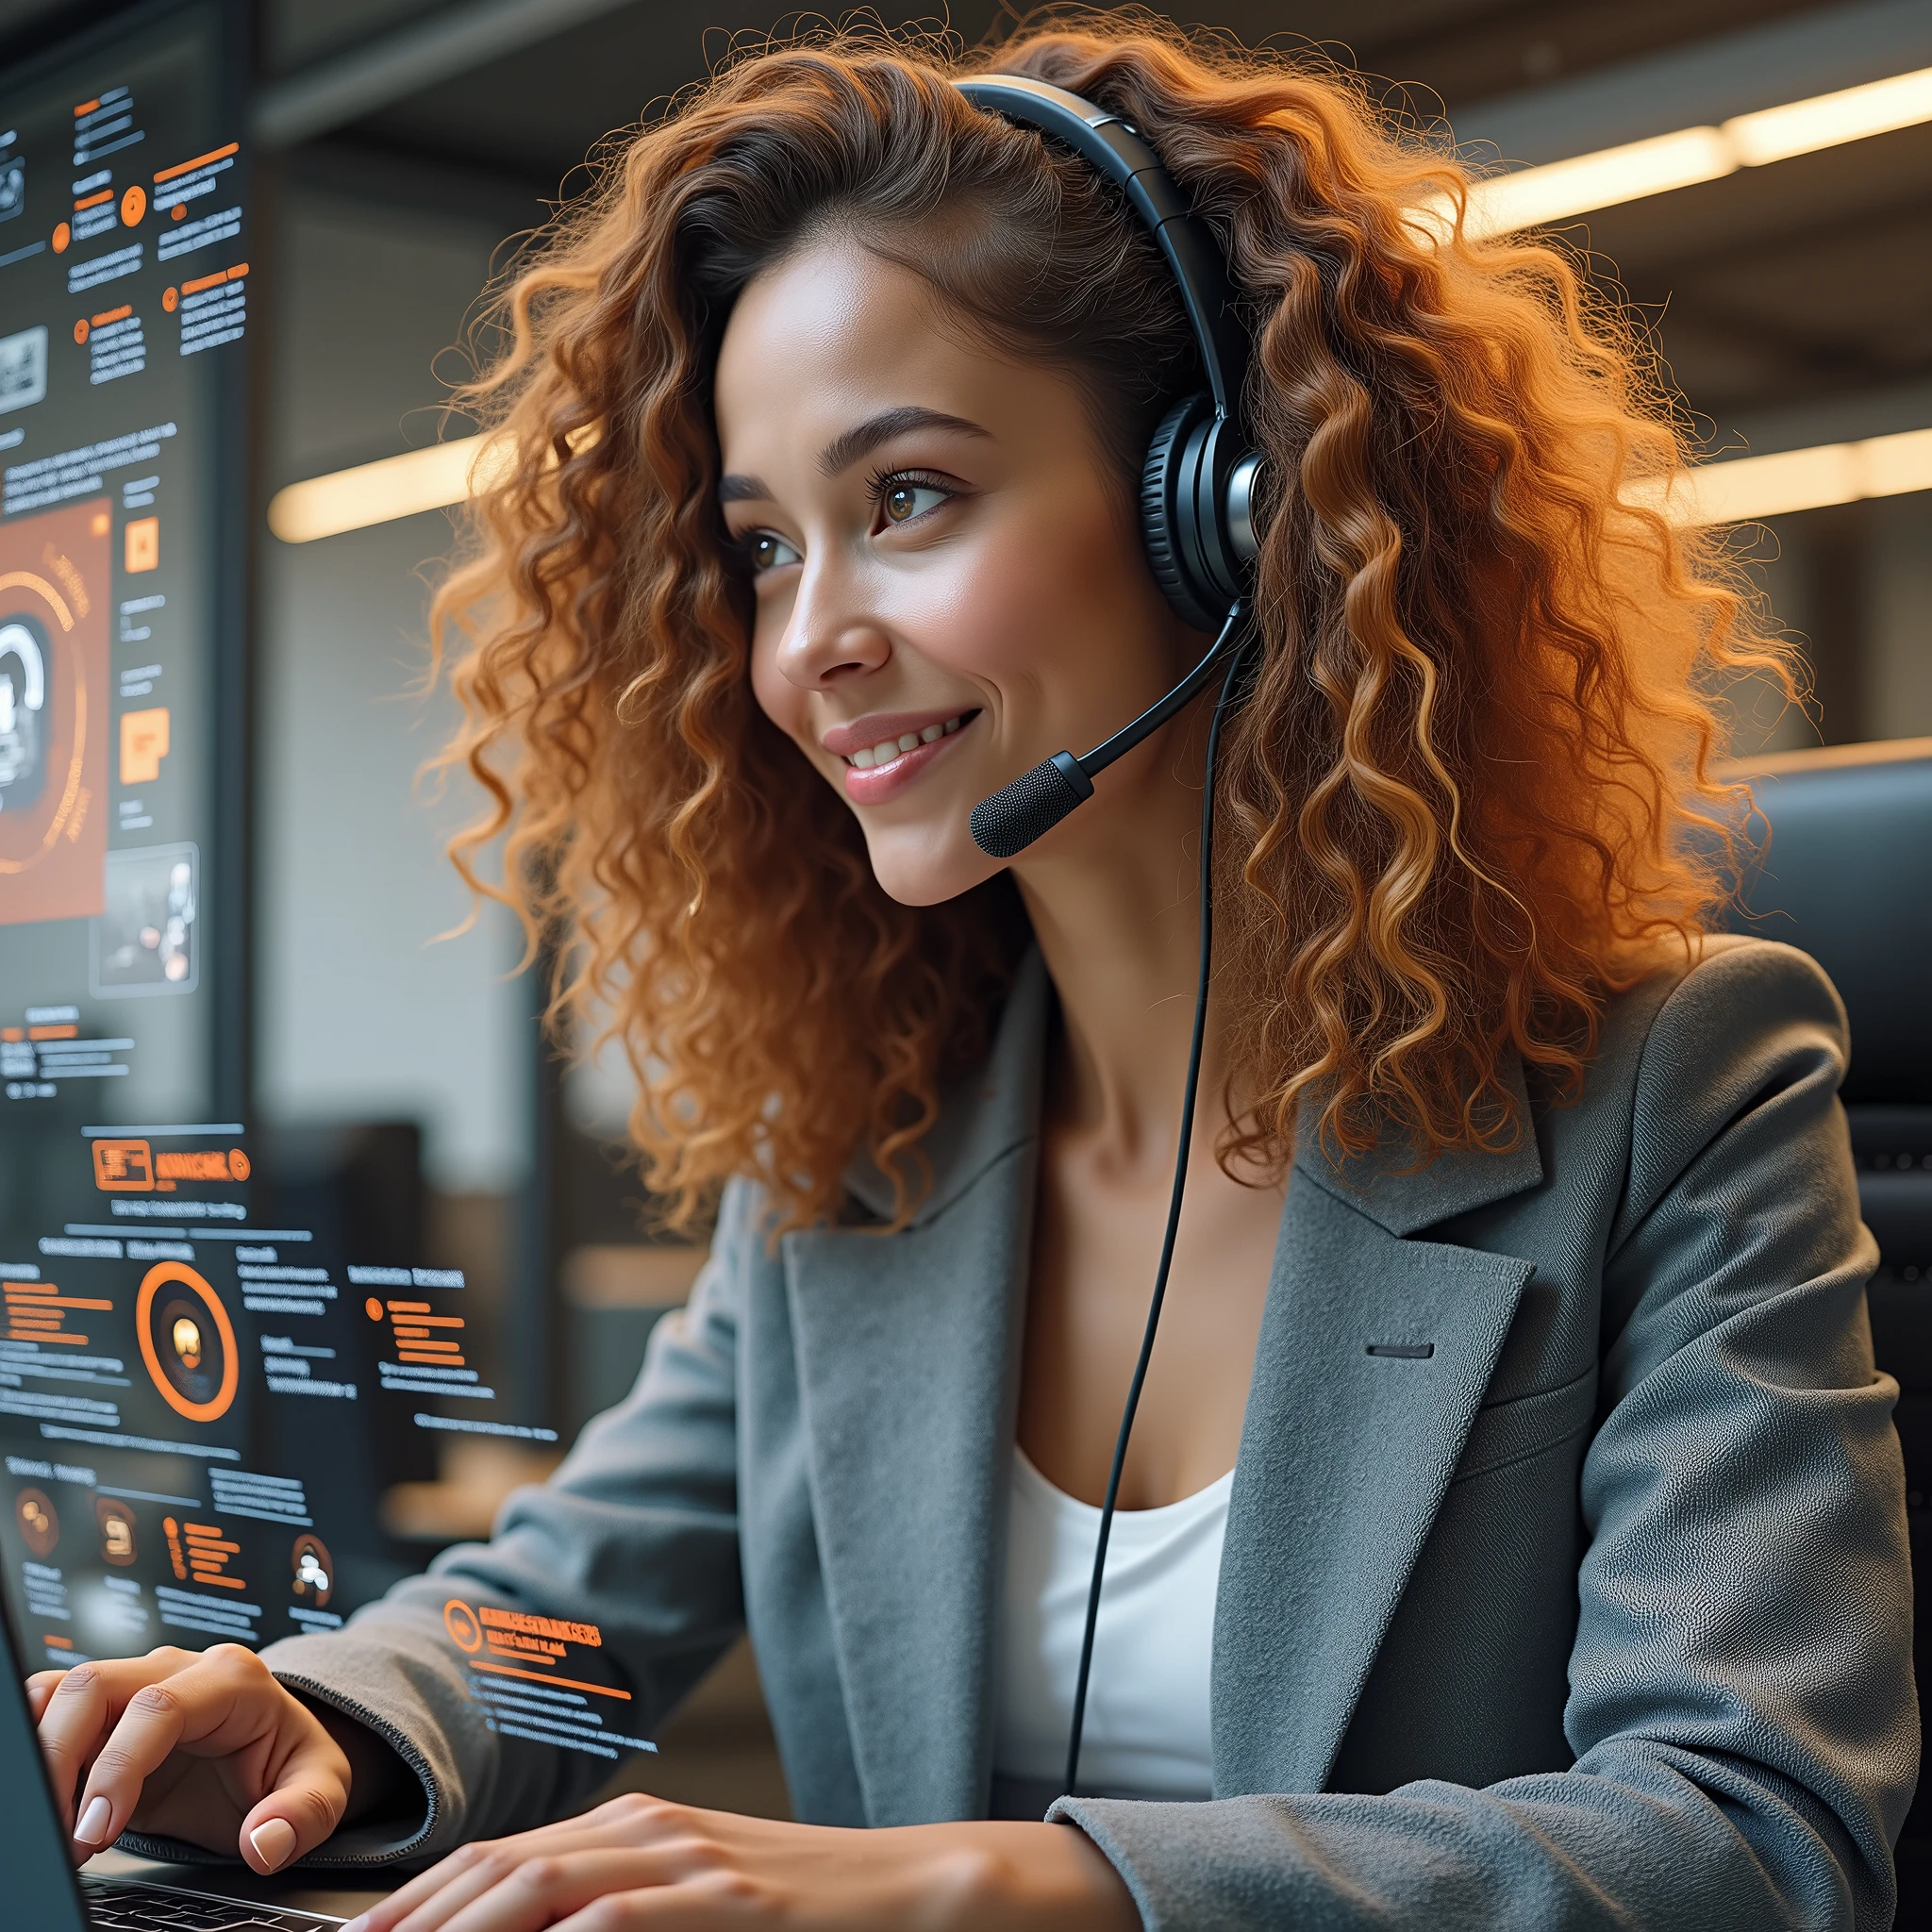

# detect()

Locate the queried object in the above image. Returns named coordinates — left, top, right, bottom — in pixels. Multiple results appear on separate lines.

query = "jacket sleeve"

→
left=1052, top=940, right=1918, bottom=1930
left=237, top=1176, right=758, bottom=1867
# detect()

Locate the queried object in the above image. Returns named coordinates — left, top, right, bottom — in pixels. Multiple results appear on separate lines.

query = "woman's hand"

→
left=344, top=1791, right=1141, bottom=1931
left=28, top=1643, right=400, bottom=1874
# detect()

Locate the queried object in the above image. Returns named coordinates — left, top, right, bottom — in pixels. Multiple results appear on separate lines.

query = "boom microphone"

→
left=968, top=601, right=1249, bottom=859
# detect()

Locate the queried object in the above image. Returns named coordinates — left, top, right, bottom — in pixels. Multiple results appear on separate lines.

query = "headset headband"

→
left=953, top=75, right=1247, bottom=422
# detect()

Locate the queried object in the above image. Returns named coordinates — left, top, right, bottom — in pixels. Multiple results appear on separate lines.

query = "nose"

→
left=774, top=558, right=892, bottom=691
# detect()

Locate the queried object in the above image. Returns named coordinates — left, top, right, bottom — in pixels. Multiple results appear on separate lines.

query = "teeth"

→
left=842, top=713, right=969, bottom=767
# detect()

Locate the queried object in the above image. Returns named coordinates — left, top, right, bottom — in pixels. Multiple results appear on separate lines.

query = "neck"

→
left=1009, top=716, right=1226, bottom=1177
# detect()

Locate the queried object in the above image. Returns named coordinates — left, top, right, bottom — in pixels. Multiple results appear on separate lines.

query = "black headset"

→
left=954, top=75, right=1262, bottom=1797
left=955, top=75, right=1263, bottom=862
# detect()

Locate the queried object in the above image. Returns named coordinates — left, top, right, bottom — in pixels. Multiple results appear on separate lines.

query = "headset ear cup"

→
left=1141, top=395, right=1222, bottom=634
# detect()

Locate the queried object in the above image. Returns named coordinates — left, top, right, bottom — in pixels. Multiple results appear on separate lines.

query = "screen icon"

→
left=291, top=1533, right=333, bottom=1608
left=97, top=1496, right=138, bottom=1565
left=93, top=1137, right=154, bottom=1189
left=15, top=1485, right=58, bottom=1557
left=124, top=514, right=158, bottom=574
left=444, top=1598, right=482, bottom=1652
left=119, top=704, right=169, bottom=783
left=136, top=1260, right=238, bottom=1422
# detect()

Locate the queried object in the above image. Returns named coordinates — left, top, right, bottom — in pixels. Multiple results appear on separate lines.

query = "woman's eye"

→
left=745, top=530, right=801, bottom=574
left=880, top=481, right=949, bottom=526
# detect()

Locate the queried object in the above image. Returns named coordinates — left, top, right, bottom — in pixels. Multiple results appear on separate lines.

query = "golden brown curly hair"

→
left=430, top=17, right=1792, bottom=1233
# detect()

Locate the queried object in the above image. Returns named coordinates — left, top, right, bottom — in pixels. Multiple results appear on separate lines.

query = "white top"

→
left=992, top=1445, right=1232, bottom=1800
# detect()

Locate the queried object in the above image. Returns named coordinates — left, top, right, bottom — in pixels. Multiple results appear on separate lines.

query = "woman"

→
left=30, top=22, right=1915, bottom=1929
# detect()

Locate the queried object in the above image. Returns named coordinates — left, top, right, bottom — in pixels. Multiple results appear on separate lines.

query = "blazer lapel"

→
left=781, top=953, right=1047, bottom=1824
left=1212, top=1089, right=1542, bottom=1796
left=784, top=953, right=1549, bottom=1812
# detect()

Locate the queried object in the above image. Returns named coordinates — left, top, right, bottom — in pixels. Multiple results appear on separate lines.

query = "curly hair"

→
left=429, top=16, right=1792, bottom=1234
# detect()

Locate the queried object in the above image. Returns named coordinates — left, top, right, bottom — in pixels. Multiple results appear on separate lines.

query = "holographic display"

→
left=0, top=6, right=558, bottom=1678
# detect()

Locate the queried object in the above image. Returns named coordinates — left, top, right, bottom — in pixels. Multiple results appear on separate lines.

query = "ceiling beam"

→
left=253, top=0, right=642, bottom=150
left=1455, top=0, right=1932, bottom=167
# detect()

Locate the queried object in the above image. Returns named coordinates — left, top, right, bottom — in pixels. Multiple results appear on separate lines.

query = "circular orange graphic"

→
left=51, top=221, right=69, bottom=253
left=136, top=1261, right=239, bottom=1422
left=228, top=1147, right=251, bottom=1180
left=73, top=318, right=88, bottom=344
left=171, top=202, right=186, bottom=220
left=365, top=1296, right=384, bottom=1322
left=15, top=1487, right=58, bottom=1557
left=443, top=1599, right=482, bottom=1652
left=120, top=184, right=145, bottom=227
left=162, top=285, right=178, bottom=312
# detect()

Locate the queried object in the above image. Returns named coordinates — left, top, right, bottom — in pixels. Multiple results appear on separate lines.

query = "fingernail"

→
left=75, top=1795, right=112, bottom=1846
left=250, top=1817, right=299, bottom=1872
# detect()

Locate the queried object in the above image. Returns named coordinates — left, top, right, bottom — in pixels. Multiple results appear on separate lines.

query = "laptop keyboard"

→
left=81, top=1875, right=341, bottom=1930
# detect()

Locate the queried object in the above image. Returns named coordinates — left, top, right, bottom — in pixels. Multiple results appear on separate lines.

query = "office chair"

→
left=1719, top=736, right=1932, bottom=1898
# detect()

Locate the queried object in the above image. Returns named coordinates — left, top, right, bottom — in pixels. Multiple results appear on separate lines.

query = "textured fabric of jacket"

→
left=231, top=936, right=1915, bottom=1928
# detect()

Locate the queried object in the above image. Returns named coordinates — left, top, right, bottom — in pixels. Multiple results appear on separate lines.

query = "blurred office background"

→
left=3, top=0, right=1928, bottom=1815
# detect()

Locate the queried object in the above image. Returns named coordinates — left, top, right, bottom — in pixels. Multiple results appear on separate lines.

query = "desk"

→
left=85, top=1847, right=394, bottom=1923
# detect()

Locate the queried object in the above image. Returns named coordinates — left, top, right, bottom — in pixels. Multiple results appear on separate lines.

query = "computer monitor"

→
left=0, top=0, right=556, bottom=1676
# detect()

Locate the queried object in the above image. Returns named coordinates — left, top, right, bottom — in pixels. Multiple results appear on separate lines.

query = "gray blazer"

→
left=225, top=936, right=1915, bottom=1927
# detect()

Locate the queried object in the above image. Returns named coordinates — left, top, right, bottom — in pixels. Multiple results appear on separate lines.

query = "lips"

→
left=833, top=709, right=980, bottom=805
left=841, top=712, right=970, bottom=769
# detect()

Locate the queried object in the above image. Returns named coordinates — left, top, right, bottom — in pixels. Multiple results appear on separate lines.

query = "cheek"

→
left=918, top=493, right=1140, bottom=691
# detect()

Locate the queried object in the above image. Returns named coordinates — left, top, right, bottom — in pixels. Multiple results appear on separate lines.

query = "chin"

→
left=859, top=824, right=1002, bottom=908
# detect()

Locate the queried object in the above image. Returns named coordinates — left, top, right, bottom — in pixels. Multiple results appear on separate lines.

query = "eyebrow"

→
left=816, top=406, right=988, bottom=478
left=716, top=406, right=990, bottom=507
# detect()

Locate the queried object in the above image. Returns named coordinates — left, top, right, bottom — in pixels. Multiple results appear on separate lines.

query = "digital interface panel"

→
left=0, top=6, right=578, bottom=1715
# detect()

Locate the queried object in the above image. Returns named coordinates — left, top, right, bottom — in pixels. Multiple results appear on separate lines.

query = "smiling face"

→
left=713, top=232, right=1200, bottom=908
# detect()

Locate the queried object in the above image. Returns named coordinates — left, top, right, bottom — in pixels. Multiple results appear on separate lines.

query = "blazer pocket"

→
left=1452, top=1363, right=1597, bottom=1485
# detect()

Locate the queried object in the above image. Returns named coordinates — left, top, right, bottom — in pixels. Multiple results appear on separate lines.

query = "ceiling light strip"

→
left=1464, top=62, right=1932, bottom=238
left=1652, top=425, right=1932, bottom=526
left=267, top=434, right=507, bottom=543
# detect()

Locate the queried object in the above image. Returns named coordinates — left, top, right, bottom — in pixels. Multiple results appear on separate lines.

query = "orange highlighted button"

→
left=120, top=706, right=170, bottom=784
left=93, top=1138, right=154, bottom=1189
left=125, top=515, right=158, bottom=574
